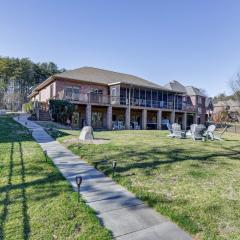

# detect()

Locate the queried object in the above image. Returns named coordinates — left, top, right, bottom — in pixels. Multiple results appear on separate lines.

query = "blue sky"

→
left=1, top=0, right=240, bottom=96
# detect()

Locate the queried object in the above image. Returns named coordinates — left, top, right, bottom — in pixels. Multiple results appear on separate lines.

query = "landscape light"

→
left=75, top=176, right=83, bottom=203
left=112, top=160, right=117, bottom=177
left=44, top=150, right=47, bottom=162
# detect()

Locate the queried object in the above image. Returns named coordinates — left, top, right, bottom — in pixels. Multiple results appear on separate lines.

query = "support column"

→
left=142, top=109, right=147, bottom=130
left=125, top=107, right=130, bottom=130
left=86, top=104, right=92, bottom=126
left=171, top=111, right=175, bottom=124
left=107, top=106, right=112, bottom=130
left=194, top=114, right=198, bottom=124
left=182, top=112, right=187, bottom=130
left=157, top=110, right=162, bottom=130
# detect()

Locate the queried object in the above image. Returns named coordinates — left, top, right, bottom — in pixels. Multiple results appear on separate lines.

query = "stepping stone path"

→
left=15, top=114, right=192, bottom=240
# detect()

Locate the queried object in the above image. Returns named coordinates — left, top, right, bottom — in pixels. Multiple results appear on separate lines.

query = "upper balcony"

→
left=57, top=91, right=196, bottom=112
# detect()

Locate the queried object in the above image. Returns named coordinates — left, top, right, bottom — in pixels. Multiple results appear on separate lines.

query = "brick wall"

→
left=55, top=78, right=109, bottom=99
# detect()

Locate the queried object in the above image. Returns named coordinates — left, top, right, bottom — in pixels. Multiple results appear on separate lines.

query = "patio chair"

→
left=167, top=123, right=175, bottom=137
left=186, top=124, right=197, bottom=138
left=213, top=126, right=228, bottom=140
left=192, top=124, right=206, bottom=140
left=203, top=124, right=216, bottom=140
left=118, top=121, right=125, bottom=130
left=172, top=123, right=183, bottom=138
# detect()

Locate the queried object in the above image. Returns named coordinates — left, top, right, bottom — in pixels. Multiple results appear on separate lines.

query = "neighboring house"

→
left=214, top=99, right=240, bottom=122
left=164, top=80, right=207, bottom=126
left=29, top=67, right=207, bottom=130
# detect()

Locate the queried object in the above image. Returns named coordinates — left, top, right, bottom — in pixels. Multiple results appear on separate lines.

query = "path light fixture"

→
left=93, top=161, right=99, bottom=169
left=112, top=160, right=117, bottom=177
left=44, top=150, right=48, bottom=162
left=25, top=121, right=27, bottom=126
left=75, top=176, right=83, bottom=203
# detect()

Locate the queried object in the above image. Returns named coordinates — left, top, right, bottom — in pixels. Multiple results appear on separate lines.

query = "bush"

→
left=22, top=101, right=33, bottom=113
left=49, top=99, right=74, bottom=124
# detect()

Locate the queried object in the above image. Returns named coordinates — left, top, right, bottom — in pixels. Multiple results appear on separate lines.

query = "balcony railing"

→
left=111, top=97, right=195, bottom=111
left=57, top=93, right=196, bottom=112
left=62, top=93, right=110, bottom=105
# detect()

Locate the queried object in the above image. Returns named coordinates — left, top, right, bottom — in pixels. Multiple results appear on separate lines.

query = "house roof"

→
left=54, top=67, right=169, bottom=90
left=164, top=80, right=206, bottom=97
left=29, top=67, right=179, bottom=98
left=164, top=80, right=186, bottom=93
left=185, top=86, right=206, bottom=97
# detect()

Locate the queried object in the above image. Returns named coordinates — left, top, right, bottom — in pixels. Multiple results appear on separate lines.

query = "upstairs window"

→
left=65, top=86, right=81, bottom=100
left=198, top=107, right=202, bottom=114
left=111, top=88, right=116, bottom=96
left=65, top=87, right=73, bottom=99
left=73, top=87, right=80, bottom=100
left=198, top=96, right=202, bottom=104
left=73, top=87, right=80, bottom=95
left=91, top=89, right=103, bottom=95
left=50, top=84, right=53, bottom=98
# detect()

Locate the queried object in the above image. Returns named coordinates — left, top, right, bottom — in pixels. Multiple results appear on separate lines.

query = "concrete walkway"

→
left=14, top=114, right=192, bottom=240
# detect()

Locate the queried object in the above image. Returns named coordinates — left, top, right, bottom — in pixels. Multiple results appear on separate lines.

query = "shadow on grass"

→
left=45, top=129, right=71, bottom=139
left=72, top=135, right=240, bottom=176
left=98, top=144, right=240, bottom=175
left=0, top=142, right=14, bottom=239
left=0, top=116, right=32, bottom=144
left=19, top=141, right=30, bottom=240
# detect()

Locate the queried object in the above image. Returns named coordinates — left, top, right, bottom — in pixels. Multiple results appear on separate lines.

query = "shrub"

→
left=49, top=99, right=74, bottom=124
left=22, top=101, right=33, bottom=113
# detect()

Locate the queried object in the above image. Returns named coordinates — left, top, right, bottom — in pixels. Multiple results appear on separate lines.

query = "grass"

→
left=50, top=128, right=240, bottom=240
left=0, top=115, right=111, bottom=240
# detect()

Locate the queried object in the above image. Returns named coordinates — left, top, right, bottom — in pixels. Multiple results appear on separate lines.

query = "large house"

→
left=29, top=67, right=206, bottom=130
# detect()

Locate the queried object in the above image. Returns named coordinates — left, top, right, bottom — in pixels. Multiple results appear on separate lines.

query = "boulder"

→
left=0, top=109, right=6, bottom=115
left=79, top=126, right=94, bottom=141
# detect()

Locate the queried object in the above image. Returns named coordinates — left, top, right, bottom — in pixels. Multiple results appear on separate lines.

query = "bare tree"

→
left=230, top=73, right=240, bottom=102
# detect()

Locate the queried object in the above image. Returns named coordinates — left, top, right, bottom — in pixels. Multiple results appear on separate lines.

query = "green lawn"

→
left=51, top=128, right=240, bottom=240
left=0, top=115, right=111, bottom=240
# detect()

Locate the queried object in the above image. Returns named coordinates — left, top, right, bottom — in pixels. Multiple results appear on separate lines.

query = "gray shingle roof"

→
left=54, top=67, right=168, bottom=90
left=164, top=80, right=186, bottom=93
left=165, top=80, right=206, bottom=97
left=185, top=86, right=206, bottom=97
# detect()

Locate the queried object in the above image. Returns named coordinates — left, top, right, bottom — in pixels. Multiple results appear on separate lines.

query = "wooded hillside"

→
left=0, top=56, right=65, bottom=110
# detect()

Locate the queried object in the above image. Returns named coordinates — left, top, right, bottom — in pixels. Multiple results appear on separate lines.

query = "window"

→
left=162, top=91, right=167, bottom=108
left=198, top=107, right=202, bottom=114
left=73, top=87, right=80, bottom=101
left=198, top=96, right=202, bottom=104
left=73, top=87, right=80, bottom=94
left=65, top=87, right=73, bottom=99
left=168, top=93, right=173, bottom=109
left=111, top=88, right=116, bottom=96
left=140, top=89, right=146, bottom=106
left=50, top=84, right=53, bottom=98
left=120, top=87, right=126, bottom=105
left=91, top=89, right=103, bottom=94
left=146, top=90, right=151, bottom=107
